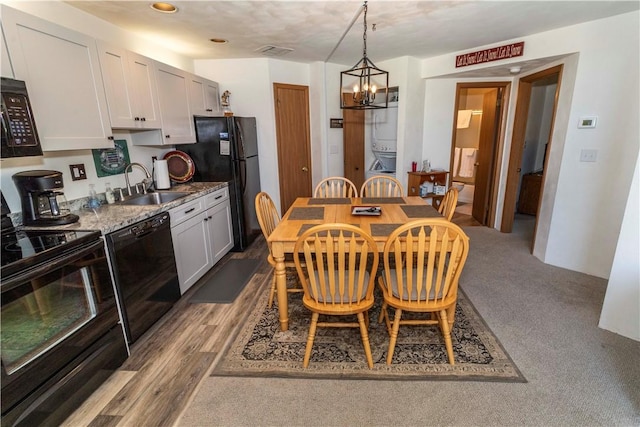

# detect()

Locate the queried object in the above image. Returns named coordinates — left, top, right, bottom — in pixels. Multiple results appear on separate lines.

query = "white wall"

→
left=420, top=12, right=639, bottom=280
left=599, top=153, right=640, bottom=341
left=193, top=58, right=310, bottom=215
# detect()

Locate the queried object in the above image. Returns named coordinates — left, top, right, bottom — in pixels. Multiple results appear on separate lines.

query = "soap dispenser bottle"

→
left=88, top=184, right=100, bottom=209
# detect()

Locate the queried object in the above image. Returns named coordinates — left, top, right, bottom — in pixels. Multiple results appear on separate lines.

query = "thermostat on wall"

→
left=578, top=116, right=597, bottom=128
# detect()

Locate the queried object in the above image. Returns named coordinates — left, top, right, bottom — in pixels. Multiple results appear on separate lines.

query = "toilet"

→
left=452, top=181, right=465, bottom=193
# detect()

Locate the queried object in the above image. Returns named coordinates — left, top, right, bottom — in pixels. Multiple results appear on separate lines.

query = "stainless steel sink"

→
left=117, top=191, right=193, bottom=206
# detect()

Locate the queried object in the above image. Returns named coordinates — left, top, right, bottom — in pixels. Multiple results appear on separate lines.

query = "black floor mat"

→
left=188, top=259, right=260, bottom=304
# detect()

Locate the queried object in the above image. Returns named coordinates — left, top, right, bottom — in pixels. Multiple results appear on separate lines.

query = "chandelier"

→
left=340, top=1, right=389, bottom=110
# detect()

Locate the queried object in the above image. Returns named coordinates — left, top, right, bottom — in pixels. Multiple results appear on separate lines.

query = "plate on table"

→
left=163, top=150, right=195, bottom=183
left=351, top=206, right=382, bottom=216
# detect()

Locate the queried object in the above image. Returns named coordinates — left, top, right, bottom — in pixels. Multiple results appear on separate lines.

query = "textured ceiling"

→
left=65, top=0, right=639, bottom=73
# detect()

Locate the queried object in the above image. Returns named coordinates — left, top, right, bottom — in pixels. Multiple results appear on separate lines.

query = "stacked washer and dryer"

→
left=366, top=102, right=398, bottom=180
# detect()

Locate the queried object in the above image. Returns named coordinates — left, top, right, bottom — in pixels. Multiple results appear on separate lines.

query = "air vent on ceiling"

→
left=256, top=45, right=294, bottom=57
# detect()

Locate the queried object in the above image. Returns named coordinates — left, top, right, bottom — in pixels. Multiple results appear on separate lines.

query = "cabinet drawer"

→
left=169, top=197, right=204, bottom=226
left=205, top=187, right=229, bottom=209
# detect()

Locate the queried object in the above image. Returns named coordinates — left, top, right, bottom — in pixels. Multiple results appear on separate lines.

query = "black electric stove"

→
left=1, top=228, right=101, bottom=279
left=0, top=191, right=101, bottom=280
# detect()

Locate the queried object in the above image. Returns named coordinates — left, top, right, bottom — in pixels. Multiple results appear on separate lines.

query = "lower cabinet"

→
left=169, top=188, right=233, bottom=294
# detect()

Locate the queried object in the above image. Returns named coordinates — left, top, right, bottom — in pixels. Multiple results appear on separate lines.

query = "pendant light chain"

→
left=362, top=2, right=368, bottom=59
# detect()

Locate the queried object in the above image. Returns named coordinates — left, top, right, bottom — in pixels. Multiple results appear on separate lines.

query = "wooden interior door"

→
left=342, top=94, right=365, bottom=190
left=501, top=65, right=562, bottom=234
left=273, top=83, right=312, bottom=213
left=472, top=88, right=500, bottom=223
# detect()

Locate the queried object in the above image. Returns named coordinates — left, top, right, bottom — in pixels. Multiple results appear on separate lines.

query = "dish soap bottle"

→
left=88, top=184, right=101, bottom=209
left=105, top=182, right=115, bottom=204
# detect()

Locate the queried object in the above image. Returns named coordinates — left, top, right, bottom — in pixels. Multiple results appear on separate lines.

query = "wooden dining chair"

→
left=378, top=218, right=469, bottom=365
left=255, top=192, right=303, bottom=308
left=360, top=175, right=404, bottom=198
left=437, top=187, right=459, bottom=221
left=293, top=223, right=379, bottom=368
left=314, top=177, right=358, bottom=198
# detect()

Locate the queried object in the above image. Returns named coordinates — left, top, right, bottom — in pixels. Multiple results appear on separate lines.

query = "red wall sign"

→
left=455, top=42, right=525, bottom=68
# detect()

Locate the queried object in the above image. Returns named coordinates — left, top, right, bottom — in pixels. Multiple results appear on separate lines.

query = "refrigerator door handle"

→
left=238, top=159, right=247, bottom=194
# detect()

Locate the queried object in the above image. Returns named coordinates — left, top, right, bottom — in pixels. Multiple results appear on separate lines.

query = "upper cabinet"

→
left=97, top=42, right=161, bottom=129
left=1, top=6, right=114, bottom=151
left=1, top=24, right=14, bottom=78
left=151, top=62, right=196, bottom=145
left=189, top=75, right=221, bottom=117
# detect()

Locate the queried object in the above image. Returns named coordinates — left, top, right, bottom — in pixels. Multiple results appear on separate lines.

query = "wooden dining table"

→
left=268, top=196, right=442, bottom=331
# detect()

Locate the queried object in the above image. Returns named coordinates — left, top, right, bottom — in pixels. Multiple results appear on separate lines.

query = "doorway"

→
left=273, top=83, right=313, bottom=213
left=450, top=83, right=509, bottom=226
left=501, top=65, right=562, bottom=251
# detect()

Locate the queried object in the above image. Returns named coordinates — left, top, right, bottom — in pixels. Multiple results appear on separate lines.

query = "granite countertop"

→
left=24, top=182, right=228, bottom=235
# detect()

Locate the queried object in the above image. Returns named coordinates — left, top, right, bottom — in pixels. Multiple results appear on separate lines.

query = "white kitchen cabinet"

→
left=189, top=74, right=221, bottom=117
left=205, top=190, right=234, bottom=264
left=1, top=5, right=113, bottom=151
left=97, top=42, right=161, bottom=129
left=1, top=24, right=13, bottom=78
left=136, top=61, right=195, bottom=145
left=169, top=187, right=233, bottom=294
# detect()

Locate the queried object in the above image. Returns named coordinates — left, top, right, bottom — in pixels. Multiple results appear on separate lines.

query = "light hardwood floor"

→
left=62, top=213, right=480, bottom=426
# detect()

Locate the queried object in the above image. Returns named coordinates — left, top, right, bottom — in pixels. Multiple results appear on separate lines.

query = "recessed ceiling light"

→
left=150, top=2, right=177, bottom=13
left=509, top=66, right=522, bottom=74
left=210, top=38, right=228, bottom=44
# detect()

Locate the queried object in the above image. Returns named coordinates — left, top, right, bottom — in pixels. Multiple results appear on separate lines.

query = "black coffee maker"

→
left=12, top=170, right=79, bottom=226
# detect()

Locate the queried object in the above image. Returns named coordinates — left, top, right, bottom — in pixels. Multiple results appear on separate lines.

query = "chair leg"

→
left=386, top=308, right=403, bottom=365
left=303, top=312, right=319, bottom=368
left=357, top=312, right=374, bottom=368
left=439, top=309, right=455, bottom=365
left=267, top=270, right=276, bottom=308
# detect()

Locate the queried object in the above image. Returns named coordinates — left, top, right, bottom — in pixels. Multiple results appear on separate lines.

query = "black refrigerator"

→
left=181, top=116, right=261, bottom=251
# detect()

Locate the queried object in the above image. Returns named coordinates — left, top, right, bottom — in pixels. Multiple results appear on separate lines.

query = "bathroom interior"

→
left=452, top=88, right=484, bottom=215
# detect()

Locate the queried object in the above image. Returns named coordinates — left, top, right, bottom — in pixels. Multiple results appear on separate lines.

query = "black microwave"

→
left=1, top=77, right=43, bottom=158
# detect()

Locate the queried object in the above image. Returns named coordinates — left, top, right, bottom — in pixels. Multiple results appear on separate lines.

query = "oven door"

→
left=1, top=238, right=119, bottom=416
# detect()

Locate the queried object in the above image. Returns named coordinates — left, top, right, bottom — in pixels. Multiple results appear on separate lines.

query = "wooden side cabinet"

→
left=518, top=173, right=543, bottom=215
left=407, top=171, right=450, bottom=208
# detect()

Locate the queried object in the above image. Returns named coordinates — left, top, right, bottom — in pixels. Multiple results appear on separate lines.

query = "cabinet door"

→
left=189, top=75, right=221, bottom=117
left=97, top=42, right=136, bottom=128
left=204, top=79, right=221, bottom=115
left=2, top=6, right=113, bottom=151
left=154, top=62, right=195, bottom=144
left=207, top=200, right=233, bottom=265
left=171, top=212, right=212, bottom=294
left=1, top=24, right=14, bottom=78
left=128, top=52, right=161, bottom=128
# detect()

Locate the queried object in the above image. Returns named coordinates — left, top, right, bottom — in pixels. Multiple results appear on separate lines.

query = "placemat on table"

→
left=288, top=207, right=325, bottom=220
left=400, top=204, right=442, bottom=218
left=307, top=198, right=351, bottom=205
left=361, top=197, right=405, bottom=204
left=298, top=223, right=360, bottom=236
left=369, top=223, right=404, bottom=236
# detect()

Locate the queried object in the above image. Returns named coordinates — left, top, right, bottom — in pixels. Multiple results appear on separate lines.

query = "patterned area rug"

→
left=213, top=277, right=525, bottom=382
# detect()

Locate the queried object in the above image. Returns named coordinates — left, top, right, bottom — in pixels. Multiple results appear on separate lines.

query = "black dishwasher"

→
left=106, top=212, right=181, bottom=344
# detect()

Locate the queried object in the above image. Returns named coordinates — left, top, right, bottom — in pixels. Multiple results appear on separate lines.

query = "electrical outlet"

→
left=579, top=149, right=598, bottom=162
left=69, top=164, right=87, bottom=180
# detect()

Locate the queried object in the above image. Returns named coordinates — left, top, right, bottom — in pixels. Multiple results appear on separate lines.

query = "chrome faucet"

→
left=124, top=162, right=152, bottom=196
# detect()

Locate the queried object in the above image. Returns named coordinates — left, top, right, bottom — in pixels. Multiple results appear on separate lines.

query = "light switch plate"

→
left=580, top=149, right=598, bottom=162
left=70, top=164, right=87, bottom=180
